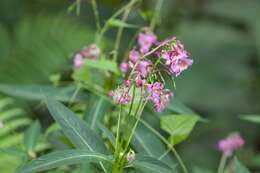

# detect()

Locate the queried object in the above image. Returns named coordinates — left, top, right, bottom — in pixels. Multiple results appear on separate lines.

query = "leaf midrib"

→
left=19, top=153, right=109, bottom=173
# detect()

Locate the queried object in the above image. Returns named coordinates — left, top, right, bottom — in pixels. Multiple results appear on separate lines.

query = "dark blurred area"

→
left=0, top=0, right=260, bottom=171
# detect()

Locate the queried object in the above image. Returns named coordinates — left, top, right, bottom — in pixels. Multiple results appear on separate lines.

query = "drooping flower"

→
left=138, top=31, right=157, bottom=54
left=136, top=60, right=152, bottom=78
left=129, top=49, right=141, bottom=64
left=146, top=82, right=173, bottom=112
left=109, top=87, right=131, bottom=105
left=161, top=39, right=193, bottom=77
left=73, top=54, right=84, bottom=69
left=120, top=62, right=129, bottom=73
left=153, top=91, right=173, bottom=112
left=80, top=44, right=101, bottom=59
left=217, top=133, right=245, bottom=157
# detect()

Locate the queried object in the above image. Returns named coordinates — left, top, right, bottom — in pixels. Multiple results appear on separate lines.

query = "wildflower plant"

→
left=4, top=0, right=250, bottom=173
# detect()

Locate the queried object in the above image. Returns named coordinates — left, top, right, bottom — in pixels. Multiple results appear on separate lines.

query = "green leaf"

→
left=85, top=96, right=109, bottom=130
left=0, top=118, right=31, bottom=137
left=97, top=123, right=116, bottom=147
left=240, top=115, right=260, bottom=124
left=15, top=150, right=112, bottom=173
left=83, top=59, right=120, bottom=75
left=234, top=157, right=251, bottom=173
left=132, top=155, right=176, bottom=173
left=168, top=99, right=195, bottom=115
left=24, top=121, right=41, bottom=152
left=132, top=123, right=175, bottom=166
left=160, top=115, right=199, bottom=145
left=46, top=98, right=107, bottom=154
left=107, top=19, right=138, bottom=28
left=0, top=84, right=87, bottom=102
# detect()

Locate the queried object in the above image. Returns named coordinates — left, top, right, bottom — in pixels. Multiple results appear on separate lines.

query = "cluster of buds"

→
left=217, top=133, right=245, bottom=157
left=73, top=44, right=101, bottom=69
left=111, top=29, right=193, bottom=112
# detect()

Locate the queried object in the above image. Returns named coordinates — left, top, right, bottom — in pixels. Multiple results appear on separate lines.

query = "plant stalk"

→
left=217, top=154, right=227, bottom=173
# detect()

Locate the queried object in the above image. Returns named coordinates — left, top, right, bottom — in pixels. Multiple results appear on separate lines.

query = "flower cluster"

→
left=111, top=29, right=192, bottom=112
left=157, top=38, right=193, bottom=77
left=217, top=133, right=245, bottom=157
left=147, top=82, right=173, bottom=112
left=73, top=44, right=101, bottom=69
left=109, top=87, right=131, bottom=105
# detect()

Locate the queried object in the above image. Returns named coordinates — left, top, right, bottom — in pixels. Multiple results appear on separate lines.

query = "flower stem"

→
left=115, top=105, right=123, bottom=156
left=217, top=154, right=227, bottom=173
left=113, top=7, right=132, bottom=62
left=150, top=0, right=163, bottom=31
left=96, top=0, right=140, bottom=45
left=91, top=0, right=101, bottom=33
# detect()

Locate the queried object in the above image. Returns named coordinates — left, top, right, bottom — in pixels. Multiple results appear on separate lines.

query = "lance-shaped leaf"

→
left=240, top=114, right=260, bottom=124
left=24, top=120, right=41, bottom=152
left=97, top=122, right=116, bottom=147
left=85, top=96, right=109, bottom=130
left=132, top=123, right=175, bottom=166
left=0, top=84, right=87, bottom=102
left=132, top=155, right=177, bottom=173
left=160, top=115, right=199, bottom=145
left=16, top=150, right=112, bottom=173
left=46, top=98, right=107, bottom=154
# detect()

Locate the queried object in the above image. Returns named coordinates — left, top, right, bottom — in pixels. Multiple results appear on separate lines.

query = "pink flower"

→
left=161, top=39, right=193, bottom=77
left=129, top=49, right=141, bottom=64
left=120, top=62, right=129, bottom=73
left=153, top=91, right=173, bottom=112
left=147, top=82, right=173, bottom=112
left=73, top=54, right=84, bottom=68
left=135, top=79, right=145, bottom=87
left=138, top=31, right=157, bottom=54
left=170, top=58, right=193, bottom=76
left=136, top=60, right=152, bottom=78
left=124, top=80, right=131, bottom=87
left=80, top=44, right=101, bottom=59
left=109, top=87, right=131, bottom=105
left=218, top=133, right=245, bottom=157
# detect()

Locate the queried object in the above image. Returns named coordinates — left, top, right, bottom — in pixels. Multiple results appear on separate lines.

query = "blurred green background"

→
left=0, top=0, right=260, bottom=172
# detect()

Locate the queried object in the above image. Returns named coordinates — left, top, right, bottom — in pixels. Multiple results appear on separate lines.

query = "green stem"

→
left=91, top=0, right=101, bottom=33
left=115, top=106, right=123, bottom=156
left=124, top=98, right=147, bottom=152
left=97, top=0, right=140, bottom=45
left=113, top=8, right=132, bottom=61
left=158, top=147, right=171, bottom=160
left=122, top=85, right=136, bottom=142
left=150, top=0, right=163, bottom=31
left=217, top=154, right=227, bottom=173
left=139, top=118, right=189, bottom=173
